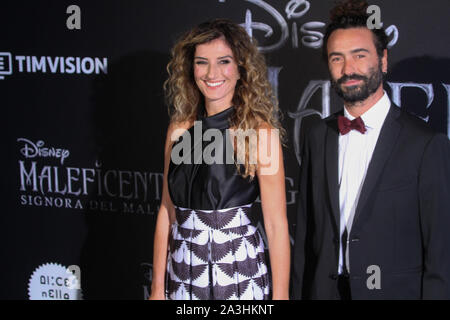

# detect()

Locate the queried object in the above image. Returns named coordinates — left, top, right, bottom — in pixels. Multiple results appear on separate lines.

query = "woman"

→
left=149, top=19, right=290, bottom=300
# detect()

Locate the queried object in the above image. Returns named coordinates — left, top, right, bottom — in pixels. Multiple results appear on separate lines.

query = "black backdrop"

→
left=2, top=0, right=449, bottom=299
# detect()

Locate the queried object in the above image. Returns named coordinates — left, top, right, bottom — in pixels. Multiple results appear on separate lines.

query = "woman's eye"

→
left=195, top=60, right=207, bottom=65
left=219, top=59, right=231, bottom=64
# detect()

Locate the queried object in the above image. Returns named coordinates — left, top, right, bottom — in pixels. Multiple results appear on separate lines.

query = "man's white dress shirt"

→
left=338, top=92, right=391, bottom=274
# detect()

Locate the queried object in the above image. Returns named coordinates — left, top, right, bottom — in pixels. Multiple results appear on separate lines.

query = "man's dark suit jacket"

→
left=292, top=104, right=450, bottom=299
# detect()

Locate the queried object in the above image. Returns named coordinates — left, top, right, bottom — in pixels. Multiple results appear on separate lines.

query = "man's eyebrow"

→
left=328, top=51, right=343, bottom=58
left=328, top=48, right=370, bottom=58
left=350, top=48, right=370, bottom=54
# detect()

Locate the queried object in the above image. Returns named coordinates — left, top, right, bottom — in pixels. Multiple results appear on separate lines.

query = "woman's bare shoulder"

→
left=166, top=120, right=194, bottom=142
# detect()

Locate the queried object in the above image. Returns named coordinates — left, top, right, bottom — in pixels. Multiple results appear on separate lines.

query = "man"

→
left=292, top=0, right=450, bottom=300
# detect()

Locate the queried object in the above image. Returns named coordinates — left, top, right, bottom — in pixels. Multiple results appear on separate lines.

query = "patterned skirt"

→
left=165, top=204, right=270, bottom=300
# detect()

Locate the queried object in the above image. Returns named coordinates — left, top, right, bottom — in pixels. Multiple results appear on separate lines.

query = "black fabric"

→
left=341, top=228, right=349, bottom=275
left=168, top=106, right=259, bottom=210
left=337, top=275, right=351, bottom=300
left=292, top=105, right=450, bottom=300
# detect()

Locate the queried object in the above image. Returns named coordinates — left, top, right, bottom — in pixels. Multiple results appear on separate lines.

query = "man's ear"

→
left=381, top=49, right=388, bottom=73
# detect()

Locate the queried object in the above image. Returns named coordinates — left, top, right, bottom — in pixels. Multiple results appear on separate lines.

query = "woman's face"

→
left=193, top=37, right=240, bottom=110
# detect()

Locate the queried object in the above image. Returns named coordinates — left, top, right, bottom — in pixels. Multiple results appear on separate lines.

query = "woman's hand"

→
left=148, top=289, right=166, bottom=300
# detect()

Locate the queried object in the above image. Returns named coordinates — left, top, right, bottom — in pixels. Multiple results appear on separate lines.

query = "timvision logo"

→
left=0, top=51, right=108, bottom=79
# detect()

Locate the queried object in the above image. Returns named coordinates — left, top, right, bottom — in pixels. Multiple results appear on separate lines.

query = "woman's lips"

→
left=205, top=80, right=225, bottom=88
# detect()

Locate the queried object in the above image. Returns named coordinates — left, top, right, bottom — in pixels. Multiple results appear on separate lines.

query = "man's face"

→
left=327, top=27, right=387, bottom=104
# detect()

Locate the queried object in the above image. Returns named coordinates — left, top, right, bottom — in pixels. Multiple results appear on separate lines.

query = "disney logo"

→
left=17, top=138, right=70, bottom=164
left=220, top=0, right=398, bottom=52
left=236, top=0, right=325, bottom=52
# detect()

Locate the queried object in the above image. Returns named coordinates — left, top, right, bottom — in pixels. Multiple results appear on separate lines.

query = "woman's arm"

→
left=256, top=124, right=290, bottom=300
left=149, top=122, right=188, bottom=300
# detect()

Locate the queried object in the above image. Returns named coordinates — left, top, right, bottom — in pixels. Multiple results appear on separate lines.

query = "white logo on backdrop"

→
left=17, top=138, right=70, bottom=165
left=0, top=52, right=13, bottom=80
left=218, top=0, right=399, bottom=52
left=0, top=52, right=108, bottom=80
left=28, top=263, right=82, bottom=300
left=17, top=137, right=163, bottom=214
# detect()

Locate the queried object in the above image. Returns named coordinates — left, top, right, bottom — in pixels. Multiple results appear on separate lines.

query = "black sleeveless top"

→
left=168, top=106, right=259, bottom=210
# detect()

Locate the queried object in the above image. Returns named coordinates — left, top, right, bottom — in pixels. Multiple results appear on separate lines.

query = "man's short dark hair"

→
left=322, top=0, right=389, bottom=62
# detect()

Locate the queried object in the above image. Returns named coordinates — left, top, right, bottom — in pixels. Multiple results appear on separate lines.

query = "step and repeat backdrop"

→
left=2, top=0, right=449, bottom=299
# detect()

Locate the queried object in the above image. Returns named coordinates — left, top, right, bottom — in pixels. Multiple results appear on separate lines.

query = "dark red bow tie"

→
left=338, top=115, right=367, bottom=135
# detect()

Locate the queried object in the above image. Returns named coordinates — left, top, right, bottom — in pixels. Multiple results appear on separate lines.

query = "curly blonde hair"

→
left=164, top=19, right=285, bottom=178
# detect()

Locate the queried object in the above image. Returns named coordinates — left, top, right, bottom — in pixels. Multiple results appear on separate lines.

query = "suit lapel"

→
left=351, top=105, right=402, bottom=231
left=325, top=115, right=341, bottom=232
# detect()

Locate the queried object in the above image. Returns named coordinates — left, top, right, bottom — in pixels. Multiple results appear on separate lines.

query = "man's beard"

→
left=331, top=62, right=384, bottom=104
